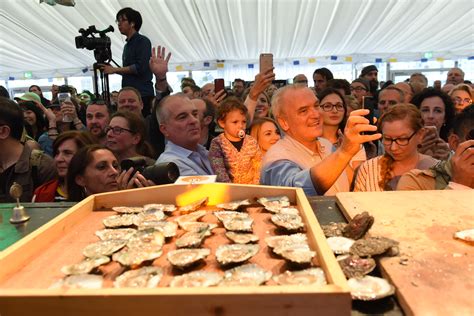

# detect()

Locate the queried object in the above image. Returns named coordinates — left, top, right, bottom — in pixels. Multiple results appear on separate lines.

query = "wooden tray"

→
left=0, top=184, right=350, bottom=316
left=336, top=190, right=474, bottom=316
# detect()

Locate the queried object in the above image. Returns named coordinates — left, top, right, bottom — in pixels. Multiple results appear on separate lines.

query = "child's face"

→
left=219, top=110, right=247, bottom=142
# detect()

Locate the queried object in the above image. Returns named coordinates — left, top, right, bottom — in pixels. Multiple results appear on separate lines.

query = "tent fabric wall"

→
left=0, top=0, right=473, bottom=80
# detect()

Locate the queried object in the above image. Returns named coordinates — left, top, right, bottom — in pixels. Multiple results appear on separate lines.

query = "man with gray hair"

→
left=446, top=67, right=464, bottom=85
left=261, top=85, right=381, bottom=195
left=155, top=94, right=213, bottom=176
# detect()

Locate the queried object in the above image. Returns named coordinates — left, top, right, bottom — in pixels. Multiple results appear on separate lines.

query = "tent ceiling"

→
left=1, top=0, right=473, bottom=79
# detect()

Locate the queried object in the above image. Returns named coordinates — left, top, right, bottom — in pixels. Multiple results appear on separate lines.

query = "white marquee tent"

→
left=1, top=0, right=473, bottom=80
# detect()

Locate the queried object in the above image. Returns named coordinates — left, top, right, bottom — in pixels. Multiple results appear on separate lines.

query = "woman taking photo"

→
left=33, top=131, right=96, bottom=202
left=250, top=117, right=280, bottom=154
left=353, top=104, right=438, bottom=191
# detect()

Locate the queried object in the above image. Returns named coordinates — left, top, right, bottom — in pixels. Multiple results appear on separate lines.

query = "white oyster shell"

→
left=216, top=199, right=251, bottom=211
left=133, top=209, right=166, bottom=226
left=272, top=268, right=327, bottom=286
left=220, top=263, right=271, bottom=286
left=215, top=244, right=259, bottom=265
left=144, top=203, right=176, bottom=213
left=114, top=266, right=163, bottom=288
left=270, top=213, right=304, bottom=231
left=225, top=232, right=259, bottom=244
left=51, top=274, right=103, bottom=289
left=169, top=271, right=222, bottom=288
left=178, top=221, right=217, bottom=235
left=273, top=243, right=316, bottom=264
left=103, top=214, right=136, bottom=228
left=348, top=276, right=395, bottom=300
left=95, top=228, right=137, bottom=241
left=82, top=239, right=127, bottom=258
left=178, top=197, right=208, bottom=213
left=167, top=248, right=211, bottom=268
left=112, top=206, right=143, bottom=214
left=326, top=236, right=355, bottom=254
left=454, top=228, right=474, bottom=242
left=257, top=196, right=291, bottom=213
left=175, top=230, right=207, bottom=248
left=214, top=211, right=249, bottom=222
left=137, top=220, right=178, bottom=237
left=175, top=210, right=207, bottom=224
left=61, top=256, right=110, bottom=275
left=265, top=233, right=307, bottom=249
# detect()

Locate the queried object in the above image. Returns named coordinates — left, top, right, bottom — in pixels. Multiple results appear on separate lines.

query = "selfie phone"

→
left=259, top=53, right=273, bottom=74
left=362, top=96, right=376, bottom=135
left=214, top=78, right=225, bottom=94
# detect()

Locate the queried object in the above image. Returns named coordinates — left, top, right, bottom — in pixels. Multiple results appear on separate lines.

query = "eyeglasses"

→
left=350, top=86, right=367, bottom=92
left=453, top=97, right=472, bottom=105
left=382, top=131, right=417, bottom=146
left=321, top=102, right=344, bottom=112
left=105, top=126, right=134, bottom=135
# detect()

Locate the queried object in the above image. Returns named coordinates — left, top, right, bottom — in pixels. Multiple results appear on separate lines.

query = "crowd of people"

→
left=1, top=7, right=473, bottom=204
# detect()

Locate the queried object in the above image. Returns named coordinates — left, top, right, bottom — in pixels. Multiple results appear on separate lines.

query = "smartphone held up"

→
left=259, top=53, right=273, bottom=74
left=214, top=78, right=225, bottom=95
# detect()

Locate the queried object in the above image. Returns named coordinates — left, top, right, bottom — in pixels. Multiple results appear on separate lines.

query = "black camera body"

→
left=120, top=157, right=180, bottom=185
left=75, top=25, right=114, bottom=63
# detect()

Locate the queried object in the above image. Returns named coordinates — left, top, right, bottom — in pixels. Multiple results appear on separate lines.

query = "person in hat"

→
left=359, top=65, right=379, bottom=96
left=14, top=91, right=42, bottom=105
left=350, top=78, right=370, bottom=105
left=19, top=101, right=47, bottom=141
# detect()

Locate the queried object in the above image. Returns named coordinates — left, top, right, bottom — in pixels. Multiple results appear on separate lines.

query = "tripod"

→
left=92, top=62, right=110, bottom=105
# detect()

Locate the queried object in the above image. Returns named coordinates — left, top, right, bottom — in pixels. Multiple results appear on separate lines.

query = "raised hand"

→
left=150, top=45, right=171, bottom=78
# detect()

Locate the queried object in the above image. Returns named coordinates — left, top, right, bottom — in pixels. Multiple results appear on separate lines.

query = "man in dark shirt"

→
left=0, top=97, right=57, bottom=202
left=101, top=7, right=154, bottom=117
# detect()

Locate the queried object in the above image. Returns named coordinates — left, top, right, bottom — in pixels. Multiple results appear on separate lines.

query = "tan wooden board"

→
left=0, top=184, right=351, bottom=316
left=336, top=190, right=474, bottom=316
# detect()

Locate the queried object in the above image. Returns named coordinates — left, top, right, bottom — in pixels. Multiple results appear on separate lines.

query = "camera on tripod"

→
left=120, top=157, right=180, bottom=186
left=75, top=25, right=114, bottom=64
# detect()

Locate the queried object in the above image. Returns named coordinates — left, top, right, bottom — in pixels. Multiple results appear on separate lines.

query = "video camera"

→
left=75, top=25, right=114, bottom=64
left=120, top=157, right=180, bottom=185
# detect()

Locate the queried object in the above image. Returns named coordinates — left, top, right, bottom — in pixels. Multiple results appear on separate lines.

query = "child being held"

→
left=209, top=97, right=262, bottom=184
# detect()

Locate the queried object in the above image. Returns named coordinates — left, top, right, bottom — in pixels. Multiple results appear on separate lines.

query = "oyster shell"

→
left=175, top=230, right=207, bottom=248
left=348, top=276, right=395, bottom=301
left=114, top=266, right=163, bottom=288
left=321, top=222, right=347, bottom=238
left=214, top=210, right=249, bottom=221
left=215, top=244, right=259, bottom=265
left=326, top=236, right=355, bottom=254
left=270, top=213, right=304, bottom=231
left=137, top=220, right=178, bottom=237
left=175, top=210, right=207, bottom=224
left=144, top=203, right=177, bottom=213
left=127, top=229, right=165, bottom=248
left=216, top=199, right=251, bottom=211
left=350, top=236, right=398, bottom=257
left=95, top=228, right=137, bottom=241
left=221, top=217, right=253, bottom=232
left=103, top=214, right=136, bottom=228
left=112, top=206, right=143, bottom=214
left=338, top=255, right=376, bottom=278
left=61, top=256, right=110, bottom=275
left=178, top=222, right=217, bottom=235
left=273, top=243, right=316, bottom=264
left=220, top=263, right=271, bottom=286
left=167, top=248, right=211, bottom=269
left=343, top=212, right=374, bottom=240
left=257, top=196, right=290, bottom=213
left=178, top=197, right=208, bottom=213
left=133, top=209, right=166, bottom=226
left=265, top=233, right=308, bottom=249
left=454, top=228, right=474, bottom=243
left=82, top=239, right=128, bottom=258
left=225, top=232, right=259, bottom=244
left=113, top=229, right=165, bottom=266
left=51, top=274, right=103, bottom=289
left=169, top=271, right=223, bottom=288
left=272, top=268, right=327, bottom=286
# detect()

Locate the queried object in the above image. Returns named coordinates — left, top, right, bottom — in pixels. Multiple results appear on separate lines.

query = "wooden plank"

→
left=336, top=190, right=474, bottom=316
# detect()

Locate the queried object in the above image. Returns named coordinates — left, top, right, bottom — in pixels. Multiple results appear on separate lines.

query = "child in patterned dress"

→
left=208, top=97, right=262, bottom=184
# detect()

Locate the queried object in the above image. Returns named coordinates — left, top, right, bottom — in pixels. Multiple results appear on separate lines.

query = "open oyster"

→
left=178, top=197, right=208, bottom=213
left=273, top=243, right=316, bottom=264
left=175, top=210, right=207, bottom=225
left=343, top=212, right=374, bottom=240
left=265, top=233, right=307, bottom=249
left=350, top=236, right=398, bottom=257
left=214, top=210, right=249, bottom=221
left=112, top=206, right=143, bottom=214
left=114, top=266, right=163, bottom=288
left=338, top=255, right=376, bottom=278
left=175, top=230, right=208, bottom=248
left=321, top=222, right=347, bottom=238
left=273, top=268, right=327, bottom=286
left=61, top=256, right=110, bottom=275
left=348, top=276, right=395, bottom=300
left=215, top=211, right=253, bottom=232
left=169, top=271, right=223, bottom=288
left=454, top=228, right=474, bottom=243
left=220, top=263, right=271, bottom=286
left=216, top=244, right=259, bottom=265
left=127, top=229, right=165, bottom=248
left=257, top=196, right=290, bottom=213
left=216, top=199, right=251, bottom=211
left=144, top=203, right=177, bottom=213
left=271, top=213, right=304, bottom=231
left=178, top=222, right=217, bottom=235
left=326, top=236, right=355, bottom=255
left=137, top=220, right=178, bottom=237
left=225, top=232, right=259, bottom=244
left=51, top=274, right=103, bottom=289
left=133, top=209, right=166, bottom=226
left=167, top=248, right=211, bottom=269
left=113, top=229, right=165, bottom=266
left=82, top=239, right=127, bottom=258
left=103, top=214, right=136, bottom=228
left=95, top=228, right=137, bottom=241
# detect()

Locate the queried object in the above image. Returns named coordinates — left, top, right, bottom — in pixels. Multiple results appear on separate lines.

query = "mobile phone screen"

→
left=214, top=79, right=225, bottom=94
left=362, top=96, right=376, bottom=135
left=259, top=53, right=273, bottom=74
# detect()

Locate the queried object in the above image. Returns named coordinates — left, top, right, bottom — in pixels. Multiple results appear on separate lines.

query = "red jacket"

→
left=33, top=179, right=59, bottom=202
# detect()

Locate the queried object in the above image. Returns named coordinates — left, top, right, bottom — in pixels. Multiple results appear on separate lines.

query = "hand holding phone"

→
left=259, top=53, right=273, bottom=74
left=362, top=96, right=376, bottom=135
left=214, top=78, right=225, bottom=94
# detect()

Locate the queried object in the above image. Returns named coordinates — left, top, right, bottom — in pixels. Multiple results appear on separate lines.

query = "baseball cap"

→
left=14, top=92, right=41, bottom=104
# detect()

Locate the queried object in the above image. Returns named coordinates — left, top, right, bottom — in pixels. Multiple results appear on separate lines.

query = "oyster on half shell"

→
left=50, top=274, right=103, bottom=289
left=175, top=210, right=207, bottom=225
left=175, top=230, right=208, bottom=248
left=348, top=276, right=395, bottom=301
left=257, top=196, right=290, bottom=213
left=167, top=248, right=211, bottom=269
left=170, top=271, right=223, bottom=288
left=137, top=220, right=178, bottom=237
left=61, top=256, right=110, bottom=275
left=454, top=228, right=474, bottom=243
left=338, top=255, right=376, bottom=278
left=220, top=263, right=271, bottom=287
left=225, top=231, right=259, bottom=244
left=215, top=244, right=259, bottom=265
left=350, top=236, right=398, bottom=257
left=133, top=209, right=166, bottom=226
left=144, top=203, right=177, bottom=213
left=273, top=243, right=316, bottom=264
left=321, top=222, right=347, bottom=238
left=271, top=213, right=304, bottom=231
left=178, top=197, right=209, bottom=213
left=216, top=199, right=251, bottom=211
left=272, top=268, right=327, bottom=286
left=95, top=228, right=137, bottom=241
left=114, top=266, right=163, bottom=288
left=103, top=214, right=136, bottom=228
left=326, top=236, right=355, bottom=255
left=112, top=206, right=143, bottom=214
left=265, top=233, right=307, bottom=249
left=178, top=221, right=217, bottom=235
left=82, top=239, right=128, bottom=258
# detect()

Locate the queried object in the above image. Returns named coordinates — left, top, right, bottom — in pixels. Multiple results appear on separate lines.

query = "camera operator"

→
left=100, top=7, right=154, bottom=117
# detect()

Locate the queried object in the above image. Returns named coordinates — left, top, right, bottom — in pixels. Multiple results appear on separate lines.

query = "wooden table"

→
left=337, top=190, right=474, bottom=316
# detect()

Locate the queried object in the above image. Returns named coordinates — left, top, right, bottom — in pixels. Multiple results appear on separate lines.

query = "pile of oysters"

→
left=52, top=196, right=326, bottom=289
left=322, top=212, right=397, bottom=301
